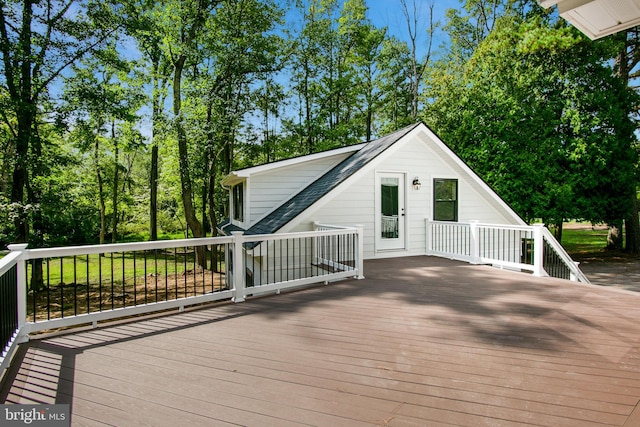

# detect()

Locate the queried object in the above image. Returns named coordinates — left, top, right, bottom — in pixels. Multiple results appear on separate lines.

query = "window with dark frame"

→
left=232, top=183, right=244, bottom=222
left=433, top=179, right=458, bottom=221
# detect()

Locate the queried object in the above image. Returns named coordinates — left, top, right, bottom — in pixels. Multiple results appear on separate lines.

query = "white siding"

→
left=248, top=153, right=351, bottom=224
left=286, top=132, right=521, bottom=259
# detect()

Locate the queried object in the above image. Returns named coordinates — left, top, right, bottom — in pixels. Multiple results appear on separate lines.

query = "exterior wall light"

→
left=412, top=177, right=421, bottom=190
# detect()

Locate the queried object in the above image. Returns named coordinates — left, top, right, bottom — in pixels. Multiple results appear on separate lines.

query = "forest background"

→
left=1, top=0, right=639, bottom=254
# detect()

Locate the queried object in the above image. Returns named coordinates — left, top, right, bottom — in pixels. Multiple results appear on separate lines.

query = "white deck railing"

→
left=426, top=219, right=590, bottom=284
left=0, top=226, right=364, bottom=374
left=313, top=223, right=365, bottom=279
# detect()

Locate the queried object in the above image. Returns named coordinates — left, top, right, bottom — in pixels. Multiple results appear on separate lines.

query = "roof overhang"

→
left=221, top=143, right=366, bottom=187
left=221, top=172, right=245, bottom=187
left=540, top=0, right=640, bottom=40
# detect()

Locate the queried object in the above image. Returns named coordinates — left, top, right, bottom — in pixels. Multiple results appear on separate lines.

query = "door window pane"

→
left=381, top=177, right=399, bottom=238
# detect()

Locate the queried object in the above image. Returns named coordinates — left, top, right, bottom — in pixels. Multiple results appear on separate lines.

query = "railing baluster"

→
left=110, top=252, right=114, bottom=310
left=121, top=252, right=125, bottom=309
left=73, top=256, right=77, bottom=316
left=191, top=246, right=196, bottom=296
left=45, top=258, right=50, bottom=321
left=59, top=257, right=64, bottom=318
left=202, top=246, right=206, bottom=294
left=267, top=240, right=282, bottom=284
left=133, top=251, right=137, bottom=306
left=173, top=248, right=177, bottom=299
left=183, top=246, right=187, bottom=298
left=253, top=242, right=262, bottom=286
left=143, top=250, right=148, bottom=304
left=85, top=254, right=90, bottom=315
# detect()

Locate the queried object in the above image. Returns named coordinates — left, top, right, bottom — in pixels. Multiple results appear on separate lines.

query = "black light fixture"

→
left=412, top=177, right=421, bottom=190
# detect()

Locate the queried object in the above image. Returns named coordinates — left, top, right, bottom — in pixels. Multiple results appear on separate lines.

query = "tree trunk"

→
left=173, top=55, right=206, bottom=268
left=208, top=155, right=219, bottom=272
left=111, top=120, right=119, bottom=243
left=625, top=191, right=640, bottom=254
left=149, top=64, right=159, bottom=242
left=9, top=0, right=35, bottom=244
left=607, top=221, right=624, bottom=250
left=201, top=174, right=209, bottom=235
left=94, top=133, right=106, bottom=246
left=553, top=221, right=563, bottom=243
left=614, top=32, right=639, bottom=255
left=149, top=143, right=158, bottom=241
left=11, top=114, right=31, bottom=243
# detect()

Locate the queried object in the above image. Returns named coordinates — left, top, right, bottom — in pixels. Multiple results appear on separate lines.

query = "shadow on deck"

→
left=2, top=256, right=640, bottom=426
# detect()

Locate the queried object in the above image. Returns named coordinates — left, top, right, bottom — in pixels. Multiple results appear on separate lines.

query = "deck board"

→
left=3, top=256, right=640, bottom=426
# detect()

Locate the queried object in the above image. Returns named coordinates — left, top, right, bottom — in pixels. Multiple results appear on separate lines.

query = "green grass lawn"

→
left=561, top=227, right=610, bottom=256
left=560, top=223, right=638, bottom=262
left=29, top=250, right=201, bottom=288
left=24, top=248, right=228, bottom=321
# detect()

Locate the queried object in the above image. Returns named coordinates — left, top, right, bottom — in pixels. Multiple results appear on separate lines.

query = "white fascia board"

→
left=231, top=144, right=366, bottom=178
left=222, top=143, right=366, bottom=188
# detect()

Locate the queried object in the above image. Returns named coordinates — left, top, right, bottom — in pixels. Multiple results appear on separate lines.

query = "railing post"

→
left=532, top=224, right=545, bottom=277
left=8, top=243, right=29, bottom=340
left=231, top=232, right=246, bottom=303
left=425, top=218, right=432, bottom=255
left=312, top=221, right=320, bottom=264
left=355, top=224, right=365, bottom=279
left=469, top=221, right=480, bottom=264
left=571, top=262, right=579, bottom=282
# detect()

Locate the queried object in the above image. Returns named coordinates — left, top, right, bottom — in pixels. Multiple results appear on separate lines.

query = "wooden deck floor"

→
left=3, top=256, right=640, bottom=426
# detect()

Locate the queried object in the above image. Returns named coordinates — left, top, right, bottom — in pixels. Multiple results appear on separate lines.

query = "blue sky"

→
left=365, top=0, right=455, bottom=55
left=282, top=0, right=456, bottom=57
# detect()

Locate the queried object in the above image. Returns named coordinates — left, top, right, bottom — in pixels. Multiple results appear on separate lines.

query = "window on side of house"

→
left=434, top=179, right=458, bottom=221
left=232, top=183, right=244, bottom=222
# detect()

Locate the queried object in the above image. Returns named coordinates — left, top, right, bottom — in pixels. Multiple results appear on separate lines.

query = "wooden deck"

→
left=3, top=256, right=640, bottom=426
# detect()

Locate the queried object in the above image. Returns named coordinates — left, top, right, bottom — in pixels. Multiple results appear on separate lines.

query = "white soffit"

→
left=540, top=0, right=640, bottom=40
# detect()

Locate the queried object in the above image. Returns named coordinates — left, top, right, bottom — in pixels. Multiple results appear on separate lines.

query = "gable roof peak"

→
left=243, top=122, right=422, bottom=237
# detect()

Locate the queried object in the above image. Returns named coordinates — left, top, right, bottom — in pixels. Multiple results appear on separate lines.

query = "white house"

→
left=220, top=122, right=526, bottom=263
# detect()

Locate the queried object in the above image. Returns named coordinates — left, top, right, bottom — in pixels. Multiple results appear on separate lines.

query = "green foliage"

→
left=428, top=4, right=638, bottom=227
left=0, top=0, right=636, bottom=250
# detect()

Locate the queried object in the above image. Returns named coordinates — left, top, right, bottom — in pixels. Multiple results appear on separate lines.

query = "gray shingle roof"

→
left=244, top=123, right=420, bottom=237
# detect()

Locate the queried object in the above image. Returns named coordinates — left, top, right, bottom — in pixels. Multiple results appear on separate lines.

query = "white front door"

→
left=376, top=172, right=405, bottom=251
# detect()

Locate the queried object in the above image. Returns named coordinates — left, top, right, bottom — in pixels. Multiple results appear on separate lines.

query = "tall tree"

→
left=149, top=0, right=220, bottom=266
left=338, top=0, right=385, bottom=140
left=399, top=0, right=437, bottom=121
left=63, top=45, right=144, bottom=244
left=120, top=0, right=172, bottom=242
left=376, top=35, right=414, bottom=133
left=0, top=0, right=116, bottom=243
left=193, top=0, right=284, bottom=234
left=428, top=8, right=638, bottom=238
left=611, top=28, right=640, bottom=254
left=287, top=0, right=336, bottom=153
